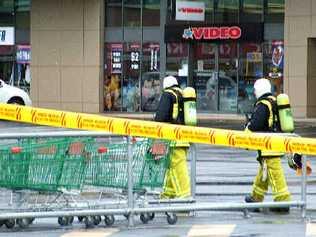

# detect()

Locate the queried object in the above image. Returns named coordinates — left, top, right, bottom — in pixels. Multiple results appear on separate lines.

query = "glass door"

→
left=193, top=43, right=218, bottom=111
left=192, top=42, right=238, bottom=113
left=218, top=42, right=238, bottom=112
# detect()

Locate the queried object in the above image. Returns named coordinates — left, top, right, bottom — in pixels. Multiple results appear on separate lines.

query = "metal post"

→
left=190, top=144, right=196, bottom=200
left=127, top=136, right=134, bottom=226
left=301, top=155, right=307, bottom=219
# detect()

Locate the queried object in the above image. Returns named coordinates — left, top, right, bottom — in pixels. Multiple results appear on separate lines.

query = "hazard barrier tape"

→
left=0, top=104, right=316, bottom=155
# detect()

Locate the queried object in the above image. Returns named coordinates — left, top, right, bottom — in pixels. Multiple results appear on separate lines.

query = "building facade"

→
left=0, top=0, right=30, bottom=92
left=1, top=0, right=315, bottom=118
left=104, top=0, right=284, bottom=115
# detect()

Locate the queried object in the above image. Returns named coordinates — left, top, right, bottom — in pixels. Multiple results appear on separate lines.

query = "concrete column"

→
left=30, top=0, right=104, bottom=113
left=284, top=0, right=316, bottom=118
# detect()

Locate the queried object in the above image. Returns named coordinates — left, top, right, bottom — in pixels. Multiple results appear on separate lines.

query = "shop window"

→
left=0, top=46, right=14, bottom=84
left=204, top=0, right=215, bottom=23
left=265, top=0, right=284, bottom=23
left=15, top=0, right=30, bottom=45
left=105, top=0, right=122, bottom=27
left=240, top=0, right=263, bottom=23
left=0, top=0, right=30, bottom=93
left=0, top=0, right=14, bottom=84
left=192, top=43, right=217, bottom=111
left=0, top=0, right=14, bottom=25
left=123, top=42, right=141, bottom=112
left=166, top=42, right=188, bottom=88
left=238, top=43, right=262, bottom=113
left=15, top=45, right=31, bottom=92
left=141, top=42, right=160, bottom=111
left=143, top=0, right=160, bottom=26
left=124, top=0, right=141, bottom=27
left=104, top=43, right=123, bottom=111
left=214, top=0, right=239, bottom=24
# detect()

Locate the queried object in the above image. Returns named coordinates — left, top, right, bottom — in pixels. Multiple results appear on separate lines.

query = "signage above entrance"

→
left=182, top=26, right=241, bottom=40
left=176, top=1, right=205, bottom=22
left=165, top=23, right=263, bottom=42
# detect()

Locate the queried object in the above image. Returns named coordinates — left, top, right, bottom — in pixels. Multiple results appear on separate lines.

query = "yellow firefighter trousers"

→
left=161, top=147, right=191, bottom=199
left=251, top=157, right=291, bottom=202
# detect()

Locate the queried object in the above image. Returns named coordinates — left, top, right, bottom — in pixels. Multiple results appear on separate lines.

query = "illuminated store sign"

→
left=165, top=23, right=263, bottom=42
left=0, top=27, right=14, bottom=45
left=176, top=1, right=205, bottom=21
left=182, top=26, right=241, bottom=40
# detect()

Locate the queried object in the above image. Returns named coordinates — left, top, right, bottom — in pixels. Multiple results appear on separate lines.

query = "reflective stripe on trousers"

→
left=161, top=147, right=191, bottom=199
left=252, top=157, right=291, bottom=202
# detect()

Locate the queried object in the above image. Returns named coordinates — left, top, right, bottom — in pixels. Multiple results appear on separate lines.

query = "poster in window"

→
left=104, top=43, right=122, bottom=111
left=130, top=44, right=140, bottom=71
left=16, top=45, right=31, bottom=64
left=148, top=43, right=159, bottom=72
left=122, top=43, right=141, bottom=112
left=111, top=43, right=122, bottom=74
left=269, top=40, right=283, bottom=79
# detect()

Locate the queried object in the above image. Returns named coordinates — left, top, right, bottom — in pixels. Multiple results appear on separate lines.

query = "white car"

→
left=0, top=80, right=32, bottom=106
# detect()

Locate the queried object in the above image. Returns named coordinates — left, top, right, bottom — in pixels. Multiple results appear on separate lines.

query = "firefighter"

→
left=154, top=75, right=191, bottom=198
left=244, top=78, right=291, bottom=213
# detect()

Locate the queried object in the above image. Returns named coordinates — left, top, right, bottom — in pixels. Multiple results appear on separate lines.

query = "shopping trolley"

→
left=82, top=138, right=175, bottom=226
left=0, top=137, right=93, bottom=228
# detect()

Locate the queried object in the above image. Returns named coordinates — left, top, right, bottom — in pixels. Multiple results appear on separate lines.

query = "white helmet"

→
left=254, top=78, right=271, bottom=99
left=163, top=76, right=178, bottom=89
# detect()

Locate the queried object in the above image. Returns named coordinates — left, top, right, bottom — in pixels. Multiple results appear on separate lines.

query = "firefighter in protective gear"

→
left=154, top=75, right=191, bottom=198
left=244, top=78, right=291, bottom=213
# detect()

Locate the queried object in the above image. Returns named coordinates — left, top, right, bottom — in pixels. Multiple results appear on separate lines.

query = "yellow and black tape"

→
left=1, top=104, right=316, bottom=155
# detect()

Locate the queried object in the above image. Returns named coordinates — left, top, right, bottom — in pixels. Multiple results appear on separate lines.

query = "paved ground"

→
left=0, top=120, right=315, bottom=236
left=0, top=211, right=310, bottom=237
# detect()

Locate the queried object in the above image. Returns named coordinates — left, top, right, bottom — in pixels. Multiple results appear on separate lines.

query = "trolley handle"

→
left=11, top=146, right=22, bottom=154
left=150, top=141, right=168, bottom=161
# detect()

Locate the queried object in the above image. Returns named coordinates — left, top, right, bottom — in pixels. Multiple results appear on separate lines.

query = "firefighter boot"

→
left=269, top=206, right=290, bottom=214
left=244, top=195, right=260, bottom=213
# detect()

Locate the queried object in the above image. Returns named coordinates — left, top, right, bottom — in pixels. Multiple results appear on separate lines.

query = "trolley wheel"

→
left=93, top=215, right=101, bottom=225
left=16, top=218, right=30, bottom=228
left=67, top=216, right=74, bottom=225
left=58, top=216, right=69, bottom=226
left=84, top=216, right=94, bottom=229
left=166, top=213, right=177, bottom=225
left=148, top=213, right=155, bottom=221
left=29, top=217, right=35, bottom=224
left=0, top=219, right=4, bottom=227
left=123, top=213, right=129, bottom=220
left=4, top=219, right=15, bottom=229
left=104, top=215, right=115, bottom=226
left=77, top=216, right=84, bottom=222
left=140, top=213, right=149, bottom=224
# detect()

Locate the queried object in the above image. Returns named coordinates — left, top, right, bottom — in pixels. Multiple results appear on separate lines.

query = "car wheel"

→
left=8, top=98, right=24, bottom=105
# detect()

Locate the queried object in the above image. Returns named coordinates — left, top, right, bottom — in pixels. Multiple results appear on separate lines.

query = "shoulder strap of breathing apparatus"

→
left=256, top=95, right=281, bottom=132
left=164, top=87, right=184, bottom=124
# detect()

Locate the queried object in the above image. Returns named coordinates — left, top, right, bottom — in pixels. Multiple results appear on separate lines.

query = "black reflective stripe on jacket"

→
left=247, top=93, right=273, bottom=132
left=154, top=90, right=174, bottom=123
left=154, top=86, right=184, bottom=125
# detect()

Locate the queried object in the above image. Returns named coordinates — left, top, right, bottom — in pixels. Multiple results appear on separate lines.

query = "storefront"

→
left=165, top=23, right=265, bottom=113
left=0, top=0, right=31, bottom=93
left=104, top=0, right=284, bottom=114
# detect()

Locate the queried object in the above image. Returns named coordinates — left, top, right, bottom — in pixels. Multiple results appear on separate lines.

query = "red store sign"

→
left=182, top=26, right=242, bottom=40
left=178, top=7, right=204, bottom=13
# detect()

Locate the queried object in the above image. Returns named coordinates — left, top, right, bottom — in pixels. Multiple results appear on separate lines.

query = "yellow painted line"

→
left=1, top=104, right=316, bottom=155
left=61, top=228, right=119, bottom=237
left=187, top=224, right=236, bottom=237
left=306, top=223, right=316, bottom=236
